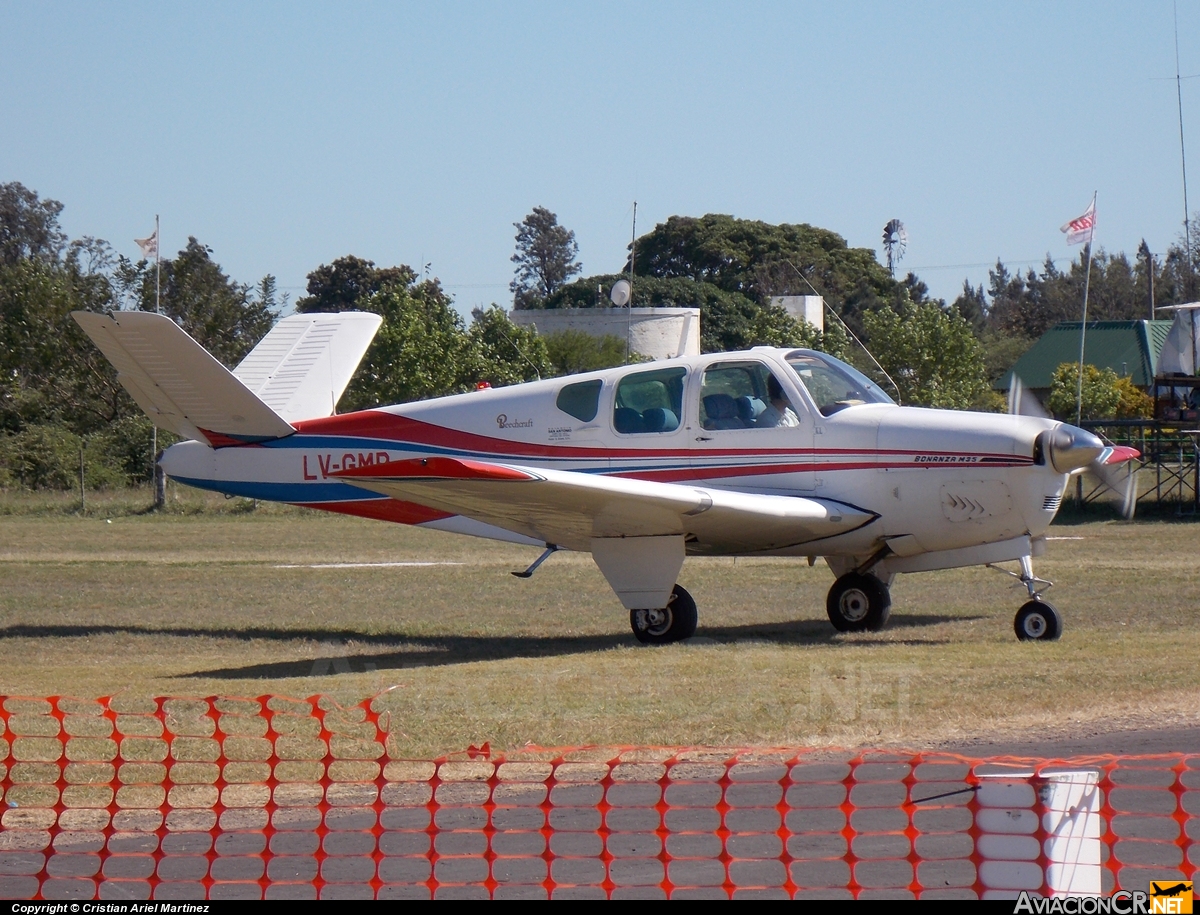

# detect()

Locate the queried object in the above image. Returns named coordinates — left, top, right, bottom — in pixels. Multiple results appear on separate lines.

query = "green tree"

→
left=628, top=214, right=897, bottom=325
left=862, top=301, right=993, bottom=409
left=461, top=306, right=552, bottom=387
left=295, top=255, right=412, bottom=312
left=951, top=279, right=988, bottom=334
left=510, top=207, right=581, bottom=309
left=0, top=255, right=127, bottom=436
left=0, top=182, right=67, bottom=266
left=1046, top=363, right=1124, bottom=421
left=542, top=330, right=631, bottom=375
left=1160, top=211, right=1200, bottom=303
left=339, top=271, right=471, bottom=409
left=1113, top=375, right=1153, bottom=419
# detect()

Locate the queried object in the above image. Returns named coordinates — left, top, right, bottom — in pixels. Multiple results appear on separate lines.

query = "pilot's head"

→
left=767, top=374, right=785, bottom=403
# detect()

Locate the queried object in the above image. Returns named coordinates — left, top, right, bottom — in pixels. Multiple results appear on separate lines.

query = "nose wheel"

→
left=1014, top=599, right=1062, bottom=641
left=630, top=584, right=698, bottom=645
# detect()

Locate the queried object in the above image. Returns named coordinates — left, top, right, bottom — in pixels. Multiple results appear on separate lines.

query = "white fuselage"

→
left=161, top=347, right=1069, bottom=570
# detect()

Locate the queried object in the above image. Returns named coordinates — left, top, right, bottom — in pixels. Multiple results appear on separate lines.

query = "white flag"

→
left=135, top=228, right=158, bottom=260
left=1060, top=200, right=1096, bottom=246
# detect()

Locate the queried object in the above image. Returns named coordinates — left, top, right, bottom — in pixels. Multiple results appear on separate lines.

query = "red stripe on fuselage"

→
left=293, top=410, right=1028, bottom=465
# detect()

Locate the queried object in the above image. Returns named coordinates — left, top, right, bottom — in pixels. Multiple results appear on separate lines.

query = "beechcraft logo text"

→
left=1150, top=881, right=1193, bottom=915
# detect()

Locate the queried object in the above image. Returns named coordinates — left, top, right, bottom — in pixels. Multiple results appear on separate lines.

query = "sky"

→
left=2, top=1, right=1198, bottom=316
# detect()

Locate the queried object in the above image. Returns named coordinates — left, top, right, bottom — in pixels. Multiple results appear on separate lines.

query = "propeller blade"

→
left=1089, top=451, right=1139, bottom=521
left=1009, top=375, right=1139, bottom=519
left=1008, top=375, right=1049, bottom=419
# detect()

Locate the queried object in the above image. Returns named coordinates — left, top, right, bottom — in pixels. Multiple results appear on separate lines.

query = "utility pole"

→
left=152, top=215, right=165, bottom=508
left=627, top=201, right=637, bottom=364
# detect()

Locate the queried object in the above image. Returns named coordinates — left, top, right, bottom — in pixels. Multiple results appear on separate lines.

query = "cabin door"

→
left=688, top=360, right=816, bottom=493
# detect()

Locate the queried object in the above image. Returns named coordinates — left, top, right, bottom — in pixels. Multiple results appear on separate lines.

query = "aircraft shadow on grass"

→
left=0, top=614, right=981, bottom=680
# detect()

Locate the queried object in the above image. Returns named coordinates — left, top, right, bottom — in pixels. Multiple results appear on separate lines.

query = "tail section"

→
left=232, top=312, right=382, bottom=422
left=73, top=310, right=296, bottom=447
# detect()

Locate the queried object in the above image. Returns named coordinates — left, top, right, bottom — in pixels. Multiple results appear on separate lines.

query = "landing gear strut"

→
left=826, top=572, right=892, bottom=632
left=997, top=556, right=1062, bottom=642
left=630, top=584, right=698, bottom=645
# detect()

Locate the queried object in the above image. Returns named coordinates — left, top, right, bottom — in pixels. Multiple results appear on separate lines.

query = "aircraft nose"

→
left=1043, top=424, right=1105, bottom=474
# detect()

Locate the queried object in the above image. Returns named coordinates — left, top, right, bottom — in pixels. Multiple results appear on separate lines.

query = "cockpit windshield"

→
left=785, top=350, right=895, bottom=416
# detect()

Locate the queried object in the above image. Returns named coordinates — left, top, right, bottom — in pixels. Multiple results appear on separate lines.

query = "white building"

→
left=771, top=295, right=824, bottom=331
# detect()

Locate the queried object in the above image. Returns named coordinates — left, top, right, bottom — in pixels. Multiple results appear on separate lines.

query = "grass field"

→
left=1, top=489, right=1198, bottom=757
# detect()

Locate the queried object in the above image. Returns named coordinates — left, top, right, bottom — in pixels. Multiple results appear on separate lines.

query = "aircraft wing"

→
left=334, top=456, right=876, bottom=553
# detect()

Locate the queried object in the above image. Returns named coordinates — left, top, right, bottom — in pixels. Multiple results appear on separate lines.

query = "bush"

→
left=0, top=424, right=82, bottom=489
left=1046, top=364, right=1123, bottom=421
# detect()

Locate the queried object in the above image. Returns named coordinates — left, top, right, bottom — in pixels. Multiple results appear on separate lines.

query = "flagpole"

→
left=152, top=214, right=161, bottom=508
left=155, top=214, right=160, bottom=315
left=1074, top=191, right=1097, bottom=427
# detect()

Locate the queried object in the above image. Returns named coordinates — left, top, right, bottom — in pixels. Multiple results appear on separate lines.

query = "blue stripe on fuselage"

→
left=171, top=476, right=387, bottom=503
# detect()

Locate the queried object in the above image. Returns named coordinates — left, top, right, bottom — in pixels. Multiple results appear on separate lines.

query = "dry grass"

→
left=0, top=501, right=1198, bottom=757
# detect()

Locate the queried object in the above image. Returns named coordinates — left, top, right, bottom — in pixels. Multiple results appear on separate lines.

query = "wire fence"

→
left=0, top=695, right=1194, bottom=900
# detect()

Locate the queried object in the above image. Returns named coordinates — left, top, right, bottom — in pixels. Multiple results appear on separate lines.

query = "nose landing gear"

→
left=992, top=555, right=1062, bottom=641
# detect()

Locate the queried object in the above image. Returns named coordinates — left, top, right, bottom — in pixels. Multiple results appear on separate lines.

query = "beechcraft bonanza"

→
left=74, top=309, right=1139, bottom=644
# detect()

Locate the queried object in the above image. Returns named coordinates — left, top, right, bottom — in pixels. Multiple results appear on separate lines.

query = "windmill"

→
left=882, top=219, right=907, bottom=277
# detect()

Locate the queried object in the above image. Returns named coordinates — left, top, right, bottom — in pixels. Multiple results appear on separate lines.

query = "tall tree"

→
left=510, top=207, right=581, bottom=309
left=627, top=214, right=896, bottom=319
left=296, top=255, right=412, bottom=312
left=0, top=182, right=67, bottom=266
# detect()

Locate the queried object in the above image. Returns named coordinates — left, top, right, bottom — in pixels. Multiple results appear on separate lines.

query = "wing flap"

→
left=73, top=310, right=295, bottom=446
left=335, top=456, right=874, bottom=552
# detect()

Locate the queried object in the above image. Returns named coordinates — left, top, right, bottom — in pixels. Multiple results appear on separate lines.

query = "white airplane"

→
left=73, top=309, right=1138, bottom=644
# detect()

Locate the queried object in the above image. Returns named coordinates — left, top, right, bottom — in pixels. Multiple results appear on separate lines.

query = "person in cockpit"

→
left=758, top=374, right=800, bottom=427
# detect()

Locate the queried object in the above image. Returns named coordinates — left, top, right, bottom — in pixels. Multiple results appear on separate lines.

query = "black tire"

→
left=826, top=573, right=892, bottom=632
left=1014, top=600, right=1062, bottom=641
left=630, top=584, right=698, bottom=645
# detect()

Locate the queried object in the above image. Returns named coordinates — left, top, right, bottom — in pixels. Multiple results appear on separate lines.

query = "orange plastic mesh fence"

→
left=0, top=696, right=1194, bottom=901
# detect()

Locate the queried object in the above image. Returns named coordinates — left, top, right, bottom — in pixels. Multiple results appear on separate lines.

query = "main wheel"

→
left=630, top=584, right=698, bottom=645
left=1014, top=600, right=1062, bottom=641
left=826, top=573, right=891, bottom=632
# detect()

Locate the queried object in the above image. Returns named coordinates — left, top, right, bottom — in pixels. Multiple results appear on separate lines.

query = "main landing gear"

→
left=630, top=584, right=698, bottom=645
left=826, top=572, right=892, bottom=632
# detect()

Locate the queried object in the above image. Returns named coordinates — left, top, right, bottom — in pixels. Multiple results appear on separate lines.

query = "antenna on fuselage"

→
left=783, top=259, right=903, bottom=405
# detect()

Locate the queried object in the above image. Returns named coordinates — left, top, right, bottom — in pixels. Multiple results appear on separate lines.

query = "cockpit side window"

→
left=699, top=362, right=800, bottom=430
left=556, top=379, right=602, bottom=422
left=612, top=366, right=686, bottom=434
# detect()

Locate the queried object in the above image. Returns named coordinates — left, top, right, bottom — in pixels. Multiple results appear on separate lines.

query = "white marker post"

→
left=975, top=768, right=1102, bottom=899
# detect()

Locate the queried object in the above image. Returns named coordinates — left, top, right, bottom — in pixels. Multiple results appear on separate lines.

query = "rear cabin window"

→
left=612, top=366, right=686, bottom=434
left=556, top=379, right=602, bottom=422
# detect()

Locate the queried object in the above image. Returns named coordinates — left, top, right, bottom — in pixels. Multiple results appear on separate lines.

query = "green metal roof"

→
left=995, top=320, right=1172, bottom=390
